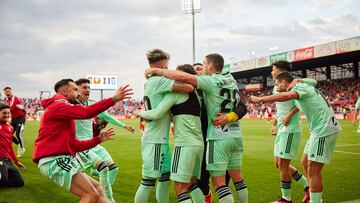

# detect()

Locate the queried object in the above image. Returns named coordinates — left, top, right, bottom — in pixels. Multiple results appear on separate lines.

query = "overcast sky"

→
left=0, top=0, right=359, bottom=100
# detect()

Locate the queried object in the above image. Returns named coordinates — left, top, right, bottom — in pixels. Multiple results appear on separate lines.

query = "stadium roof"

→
left=228, top=36, right=360, bottom=74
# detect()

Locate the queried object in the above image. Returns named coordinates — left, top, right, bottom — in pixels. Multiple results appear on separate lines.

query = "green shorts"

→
left=206, top=138, right=243, bottom=177
left=142, top=143, right=171, bottom=178
left=91, top=145, right=113, bottom=165
left=274, top=132, right=301, bottom=160
left=76, top=149, right=102, bottom=170
left=303, top=132, right=339, bottom=164
left=170, top=146, right=203, bottom=183
left=38, top=155, right=83, bottom=191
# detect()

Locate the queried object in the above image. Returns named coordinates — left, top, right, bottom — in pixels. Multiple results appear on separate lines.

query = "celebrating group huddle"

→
left=134, top=49, right=341, bottom=203
left=0, top=48, right=341, bottom=203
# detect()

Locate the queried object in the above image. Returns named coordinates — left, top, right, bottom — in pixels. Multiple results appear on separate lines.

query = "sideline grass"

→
left=0, top=119, right=359, bottom=202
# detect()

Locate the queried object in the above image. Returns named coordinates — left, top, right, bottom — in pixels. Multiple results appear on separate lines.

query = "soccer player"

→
left=139, top=64, right=205, bottom=203
left=3, top=87, right=26, bottom=157
left=145, top=53, right=248, bottom=203
left=250, top=72, right=341, bottom=203
left=134, top=49, right=194, bottom=203
left=268, top=60, right=316, bottom=203
left=0, top=103, right=25, bottom=187
left=195, top=62, right=248, bottom=203
left=352, top=96, right=360, bottom=133
left=74, top=78, right=135, bottom=202
left=33, top=79, right=133, bottom=202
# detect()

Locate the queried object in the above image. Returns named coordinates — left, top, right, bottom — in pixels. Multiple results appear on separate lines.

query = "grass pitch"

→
left=0, top=119, right=359, bottom=203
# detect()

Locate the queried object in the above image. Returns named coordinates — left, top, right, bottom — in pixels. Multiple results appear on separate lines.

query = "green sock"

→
left=134, top=178, right=155, bottom=203
left=189, top=184, right=205, bottom=203
left=177, top=192, right=192, bottom=203
left=310, top=192, right=322, bottom=203
left=156, top=180, right=170, bottom=203
left=216, top=185, right=234, bottom=203
left=98, top=162, right=114, bottom=201
left=234, top=180, right=248, bottom=203
left=280, top=181, right=291, bottom=201
left=292, top=170, right=309, bottom=188
left=108, top=163, right=118, bottom=185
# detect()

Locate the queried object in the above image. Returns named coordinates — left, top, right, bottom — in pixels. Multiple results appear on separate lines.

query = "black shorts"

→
left=0, top=158, right=24, bottom=187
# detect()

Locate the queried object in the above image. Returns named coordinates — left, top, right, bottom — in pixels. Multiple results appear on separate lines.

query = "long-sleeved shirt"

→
left=32, top=94, right=115, bottom=163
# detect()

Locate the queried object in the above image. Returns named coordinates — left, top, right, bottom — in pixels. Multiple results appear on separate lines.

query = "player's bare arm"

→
left=282, top=107, right=299, bottom=126
left=353, top=108, right=359, bottom=126
left=145, top=68, right=198, bottom=87
left=250, top=91, right=299, bottom=103
left=172, top=81, right=194, bottom=93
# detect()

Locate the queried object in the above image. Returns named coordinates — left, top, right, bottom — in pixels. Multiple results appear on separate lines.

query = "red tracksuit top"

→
left=0, top=122, right=18, bottom=163
left=4, top=96, right=26, bottom=119
left=32, top=94, right=115, bottom=163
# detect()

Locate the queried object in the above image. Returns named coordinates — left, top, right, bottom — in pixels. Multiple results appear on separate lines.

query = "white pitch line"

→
left=340, top=199, right=360, bottom=203
left=334, top=150, right=360, bottom=155
left=336, top=144, right=360, bottom=147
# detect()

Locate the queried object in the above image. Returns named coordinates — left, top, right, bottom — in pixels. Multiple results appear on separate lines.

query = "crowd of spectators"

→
left=3, top=78, right=359, bottom=120
left=241, top=78, right=359, bottom=115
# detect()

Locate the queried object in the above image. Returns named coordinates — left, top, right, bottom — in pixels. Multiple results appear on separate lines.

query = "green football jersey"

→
left=273, top=78, right=317, bottom=133
left=142, top=76, right=174, bottom=144
left=196, top=73, right=242, bottom=140
left=75, top=100, right=95, bottom=141
left=75, top=117, right=93, bottom=141
left=75, top=100, right=127, bottom=141
left=273, top=87, right=301, bottom=133
left=139, top=92, right=203, bottom=146
left=356, top=97, right=360, bottom=109
left=292, top=83, right=341, bottom=137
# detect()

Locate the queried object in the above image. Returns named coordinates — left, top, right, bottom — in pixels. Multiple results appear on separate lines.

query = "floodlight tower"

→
left=182, top=0, right=201, bottom=64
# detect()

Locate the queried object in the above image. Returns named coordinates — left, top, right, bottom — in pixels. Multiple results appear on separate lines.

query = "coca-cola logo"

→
left=295, top=48, right=314, bottom=61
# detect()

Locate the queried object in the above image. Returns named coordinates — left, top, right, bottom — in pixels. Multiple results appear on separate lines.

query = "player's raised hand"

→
left=112, top=85, right=133, bottom=102
left=249, top=95, right=262, bottom=104
left=125, top=125, right=135, bottom=134
left=99, top=128, right=115, bottom=142
left=213, top=113, right=229, bottom=127
left=16, top=161, right=26, bottom=171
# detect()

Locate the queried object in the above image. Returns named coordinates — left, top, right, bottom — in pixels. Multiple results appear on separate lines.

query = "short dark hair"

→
left=75, top=78, right=90, bottom=86
left=54, top=79, right=75, bottom=92
left=176, top=64, right=196, bottom=75
left=193, top=63, right=203, bottom=66
left=146, top=49, right=170, bottom=64
left=0, top=103, right=10, bottom=111
left=3, top=87, right=11, bottom=91
left=275, top=71, right=294, bottom=83
left=272, top=60, right=292, bottom=72
left=205, top=53, right=224, bottom=72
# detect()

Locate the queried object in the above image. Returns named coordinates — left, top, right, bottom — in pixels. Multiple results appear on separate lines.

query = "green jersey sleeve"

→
left=156, top=76, right=175, bottom=94
left=98, top=111, right=126, bottom=128
left=356, top=97, right=360, bottom=109
left=139, top=93, right=178, bottom=120
left=302, top=78, right=317, bottom=87
left=196, top=75, right=214, bottom=92
left=292, top=83, right=310, bottom=99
